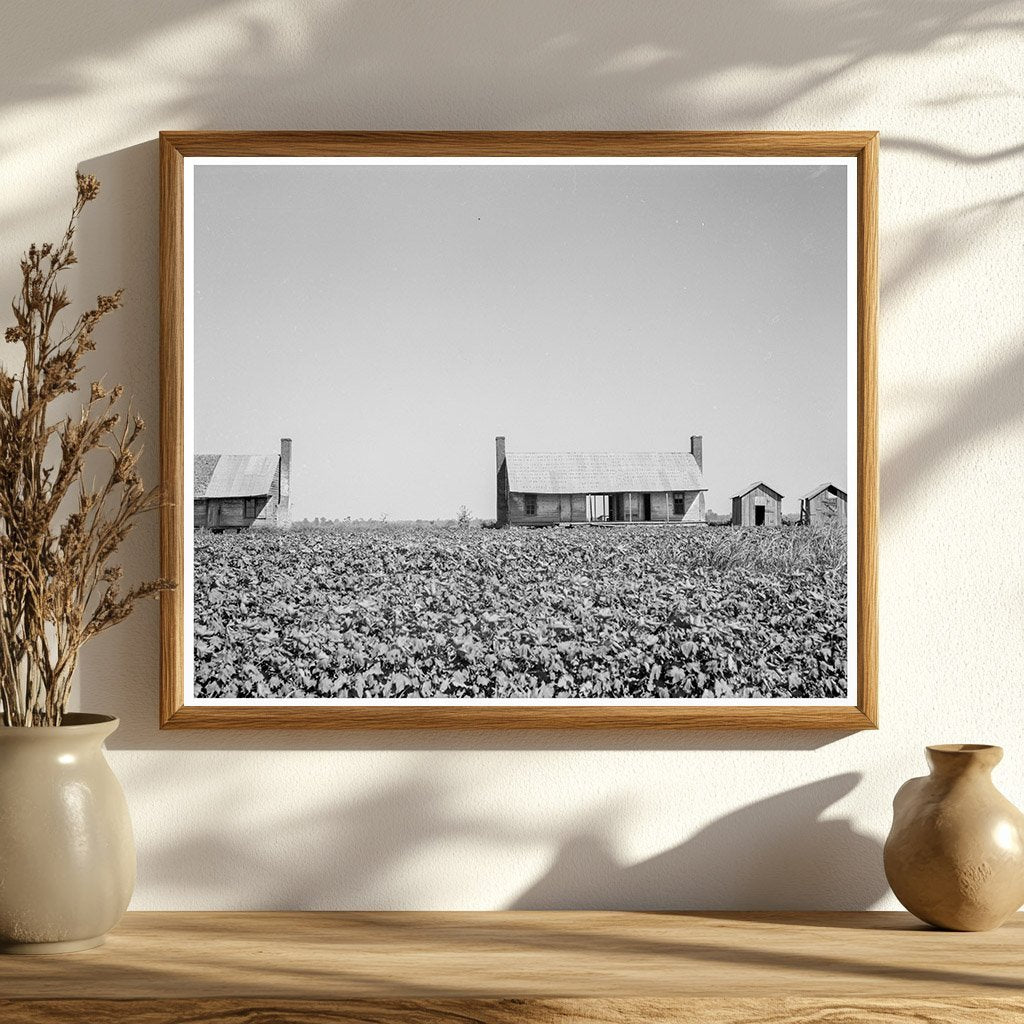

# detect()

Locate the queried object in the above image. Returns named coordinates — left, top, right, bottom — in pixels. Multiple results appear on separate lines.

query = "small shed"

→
left=800, top=482, right=847, bottom=526
left=194, top=438, right=292, bottom=532
left=731, top=482, right=783, bottom=527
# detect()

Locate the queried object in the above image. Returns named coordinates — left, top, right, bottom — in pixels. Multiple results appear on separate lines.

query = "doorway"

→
left=587, top=494, right=610, bottom=522
left=754, top=505, right=766, bottom=526
left=642, top=493, right=652, bottom=521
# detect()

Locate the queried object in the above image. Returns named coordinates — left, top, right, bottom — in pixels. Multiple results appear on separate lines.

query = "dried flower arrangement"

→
left=0, top=174, right=171, bottom=726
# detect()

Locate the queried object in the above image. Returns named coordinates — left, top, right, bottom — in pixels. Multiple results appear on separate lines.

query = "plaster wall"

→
left=1, top=0, right=1021, bottom=910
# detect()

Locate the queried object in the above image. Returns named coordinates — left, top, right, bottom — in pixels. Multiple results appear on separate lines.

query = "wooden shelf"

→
left=1, top=911, right=1021, bottom=1022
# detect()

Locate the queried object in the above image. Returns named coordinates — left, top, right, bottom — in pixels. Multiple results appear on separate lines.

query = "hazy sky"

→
left=193, top=161, right=849, bottom=520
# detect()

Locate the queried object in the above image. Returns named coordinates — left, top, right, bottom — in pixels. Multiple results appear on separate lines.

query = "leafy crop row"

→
left=193, top=525, right=847, bottom=700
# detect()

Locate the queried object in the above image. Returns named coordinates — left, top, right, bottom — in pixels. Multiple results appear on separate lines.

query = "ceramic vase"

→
left=0, top=714, right=135, bottom=953
left=884, top=744, right=1024, bottom=931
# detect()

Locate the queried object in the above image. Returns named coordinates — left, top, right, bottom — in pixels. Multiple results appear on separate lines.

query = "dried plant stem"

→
left=0, top=174, right=172, bottom=726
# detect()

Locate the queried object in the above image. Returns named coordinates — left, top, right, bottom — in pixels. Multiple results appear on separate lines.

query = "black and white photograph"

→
left=179, top=149, right=862, bottom=712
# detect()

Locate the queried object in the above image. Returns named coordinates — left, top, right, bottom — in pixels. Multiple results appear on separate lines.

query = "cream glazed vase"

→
left=884, top=744, right=1024, bottom=931
left=0, top=714, right=135, bottom=953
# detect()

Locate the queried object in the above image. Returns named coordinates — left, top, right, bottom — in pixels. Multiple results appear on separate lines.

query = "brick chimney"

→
left=690, top=435, right=703, bottom=473
left=495, top=436, right=509, bottom=527
left=278, top=437, right=292, bottom=526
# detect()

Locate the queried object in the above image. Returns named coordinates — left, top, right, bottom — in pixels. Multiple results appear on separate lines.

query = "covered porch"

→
left=586, top=491, right=703, bottom=523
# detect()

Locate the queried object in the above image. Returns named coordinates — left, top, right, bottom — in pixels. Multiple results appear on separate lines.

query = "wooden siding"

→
left=672, top=490, right=705, bottom=524
left=732, top=485, right=783, bottom=527
left=649, top=491, right=670, bottom=520
left=803, top=487, right=847, bottom=525
left=264, top=467, right=279, bottom=523
left=256, top=464, right=284, bottom=527
left=195, top=496, right=270, bottom=532
left=508, top=491, right=705, bottom=526
left=509, top=492, right=563, bottom=525
left=652, top=490, right=704, bottom=524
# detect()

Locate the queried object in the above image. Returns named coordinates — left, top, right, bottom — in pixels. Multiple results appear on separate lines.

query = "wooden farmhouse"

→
left=731, top=482, right=783, bottom=527
left=800, top=482, right=847, bottom=525
left=194, top=438, right=292, bottom=532
left=495, top=436, right=707, bottom=527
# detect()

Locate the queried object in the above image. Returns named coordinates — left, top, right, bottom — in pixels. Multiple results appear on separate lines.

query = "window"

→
left=524, top=494, right=538, bottom=516
left=673, top=493, right=687, bottom=516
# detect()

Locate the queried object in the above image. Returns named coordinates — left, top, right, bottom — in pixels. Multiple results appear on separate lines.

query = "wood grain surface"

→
left=159, top=130, right=879, bottom=731
left=4, top=997, right=1024, bottom=1024
left=1, top=912, right=1021, bottom=1014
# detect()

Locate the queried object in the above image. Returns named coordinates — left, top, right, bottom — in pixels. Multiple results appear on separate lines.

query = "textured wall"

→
left=1, top=0, right=1021, bottom=910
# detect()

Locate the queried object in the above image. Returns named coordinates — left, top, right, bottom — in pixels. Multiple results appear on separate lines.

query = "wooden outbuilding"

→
left=194, top=438, right=292, bottom=532
left=800, top=482, right=847, bottom=526
left=731, top=482, right=783, bottom=527
left=495, top=435, right=707, bottom=527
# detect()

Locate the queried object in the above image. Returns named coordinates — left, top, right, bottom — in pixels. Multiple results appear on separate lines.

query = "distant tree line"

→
left=295, top=509, right=490, bottom=532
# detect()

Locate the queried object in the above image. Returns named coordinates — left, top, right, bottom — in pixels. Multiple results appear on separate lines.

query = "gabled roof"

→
left=802, top=482, right=847, bottom=500
left=193, top=454, right=220, bottom=497
left=732, top=481, right=784, bottom=500
left=195, top=454, right=279, bottom=499
left=504, top=451, right=705, bottom=494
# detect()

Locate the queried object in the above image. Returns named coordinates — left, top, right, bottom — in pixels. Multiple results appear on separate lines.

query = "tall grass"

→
left=692, top=524, right=847, bottom=576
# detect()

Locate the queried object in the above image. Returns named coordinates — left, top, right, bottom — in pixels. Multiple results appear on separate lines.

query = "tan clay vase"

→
left=0, top=714, right=135, bottom=953
left=884, top=744, right=1024, bottom=930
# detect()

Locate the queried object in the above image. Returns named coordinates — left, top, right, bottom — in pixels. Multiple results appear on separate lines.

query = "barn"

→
left=194, top=438, right=292, bottom=532
left=731, top=482, right=783, bottom=527
left=800, top=482, right=847, bottom=525
left=495, top=436, right=707, bottom=527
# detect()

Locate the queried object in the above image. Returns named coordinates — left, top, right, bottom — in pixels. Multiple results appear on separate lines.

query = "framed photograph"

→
left=160, top=131, right=877, bottom=729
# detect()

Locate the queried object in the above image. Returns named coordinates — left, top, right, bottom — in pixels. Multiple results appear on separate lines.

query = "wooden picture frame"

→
left=160, top=131, right=878, bottom=730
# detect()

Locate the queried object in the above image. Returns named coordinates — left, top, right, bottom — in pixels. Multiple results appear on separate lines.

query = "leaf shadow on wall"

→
left=511, top=773, right=887, bottom=910
left=129, top=761, right=886, bottom=911
left=882, top=336, right=1024, bottom=513
left=1, top=0, right=1015, bottom=162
